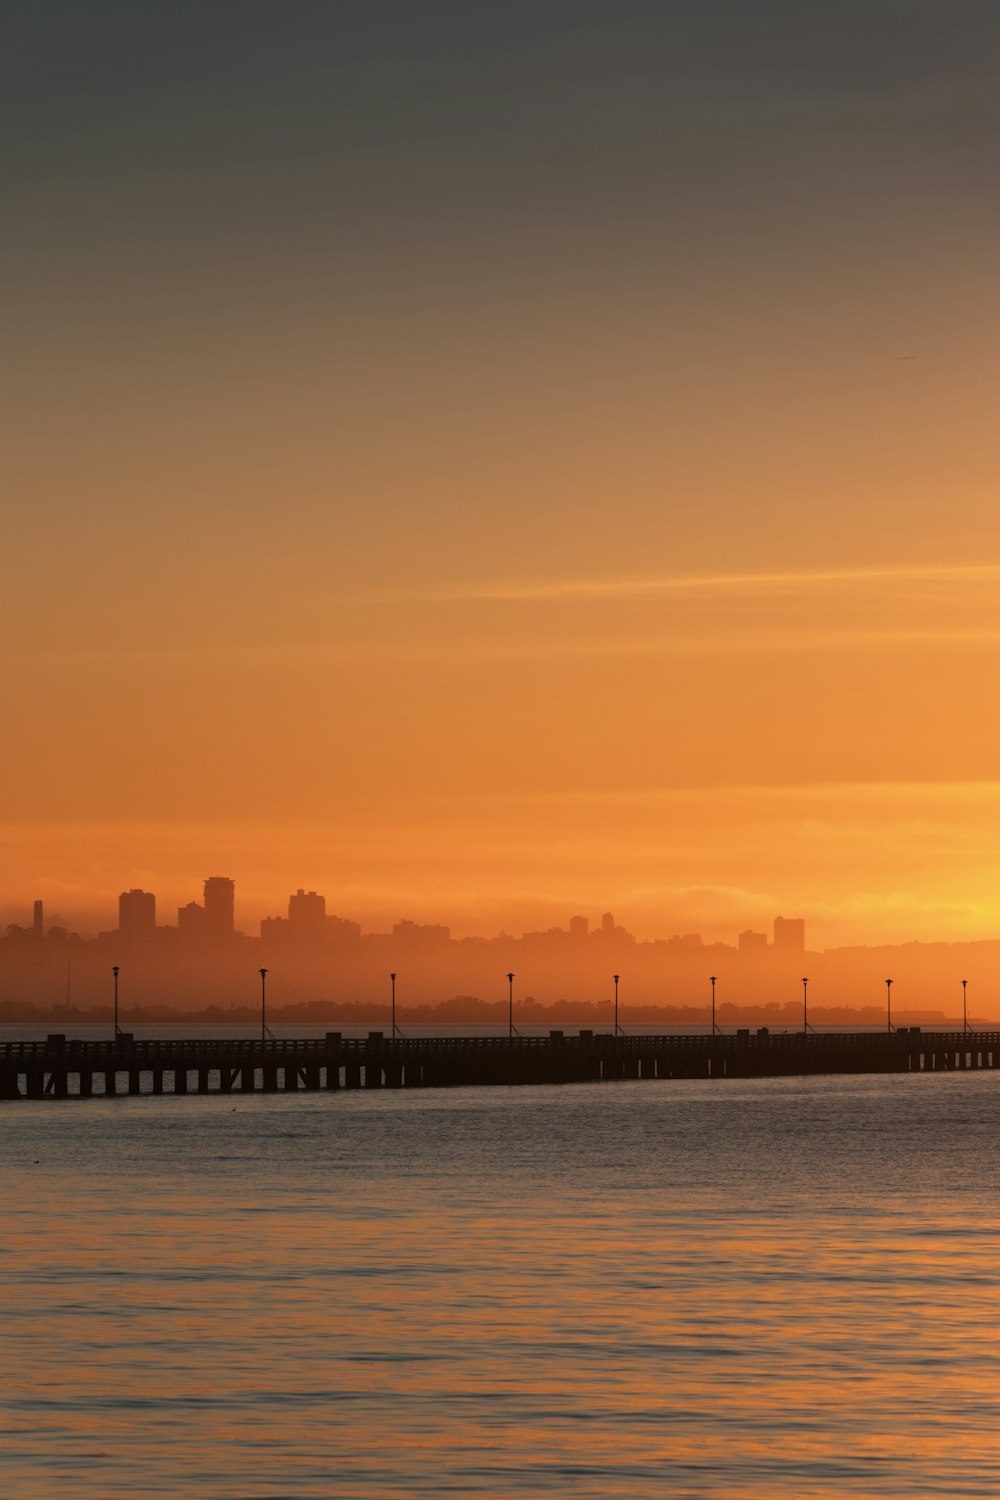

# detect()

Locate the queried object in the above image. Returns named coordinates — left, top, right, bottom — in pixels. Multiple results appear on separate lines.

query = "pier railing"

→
left=4, top=1027, right=1000, bottom=1062
left=2, top=1028, right=998, bottom=1098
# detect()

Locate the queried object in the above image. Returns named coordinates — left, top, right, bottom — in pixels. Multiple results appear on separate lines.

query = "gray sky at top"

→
left=2, top=1, right=997, bottom=594
left=4, top=1, right=997, bottom=283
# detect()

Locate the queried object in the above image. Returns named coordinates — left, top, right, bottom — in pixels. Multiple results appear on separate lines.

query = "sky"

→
left=2, top=1, right=999, bottom=943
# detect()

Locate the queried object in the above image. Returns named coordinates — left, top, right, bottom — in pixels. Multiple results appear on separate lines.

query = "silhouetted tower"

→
left=33, top=900, right=43, bottom=939
left=569, top=915, right=589, bottom=939
left=773, top=915, right=805, bottom=953
left=204, top=877, right=235, bottom=939
left=119, top=888, right=155, bottom=939
left=601, top=912, right=615, bottom=935
left=288, top=888, right=326, bottom=942
left=177, top=901, right=206, bottom=938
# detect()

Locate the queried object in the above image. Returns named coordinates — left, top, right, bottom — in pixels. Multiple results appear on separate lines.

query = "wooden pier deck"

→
left=2, top=1027, right=999, bottom=1100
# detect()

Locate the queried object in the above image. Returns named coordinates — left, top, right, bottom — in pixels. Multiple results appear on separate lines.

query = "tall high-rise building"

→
left=288, top=888, right=326, bottom=942
left=119, top=888, right=156, bottom=939
left=773, top=916, right=805, bottom=953
left=601, top=912, right=615, bottom=934
left=33, top=899, right=44, bottom=938
left=203, top=877, right=235, bottom=938
left=569, top=915, right=589, bottom=939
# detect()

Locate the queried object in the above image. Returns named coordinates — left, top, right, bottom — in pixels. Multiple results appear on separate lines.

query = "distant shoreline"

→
left=0, top=1002, right=988, bottom=1028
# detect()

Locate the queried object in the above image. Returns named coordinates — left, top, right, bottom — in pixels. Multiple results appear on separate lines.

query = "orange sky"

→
left=3, top=4, right=998, bottom=945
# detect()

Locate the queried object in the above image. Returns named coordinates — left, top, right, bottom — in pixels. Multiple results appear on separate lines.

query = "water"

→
left=3, top=1072, right=1000, bottom=1497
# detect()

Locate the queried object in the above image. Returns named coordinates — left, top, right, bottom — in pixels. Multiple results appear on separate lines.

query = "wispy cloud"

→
left=7, top=623, right=1000, bottom=670
left=7, top=563, right=1000, bottom=667
left=426, top=562, right=1000, bottom=604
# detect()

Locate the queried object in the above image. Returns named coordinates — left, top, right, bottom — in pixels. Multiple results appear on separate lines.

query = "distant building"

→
left=119, top=888, right=156, bottom=939
left=773, top=915, right=805, bottom=953
left=178, top=901, right=206, bottom=937
left=666, top=933, right=704, bottom=951
left=288, top=889, right=326, bottom=942
left=568, top=915, right=589, bottom=938
left=33, top=900, right=43, bottom=938
left=327, top=914, right=362, bottom=944
left=738, top=929, right=768, bottom=954
left=594, top=912, right=635, bottom=946
left=522, top=925, right=573, bottom=949
left=392, top=919, right=450, bottom=946
left=204, top=877, right=235, bottom=938
left=260, top=915, right=288, bottom=942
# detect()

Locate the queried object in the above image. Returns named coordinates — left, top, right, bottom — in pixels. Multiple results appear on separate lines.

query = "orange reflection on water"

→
left=3, top=1078, right=1000, bottom=1497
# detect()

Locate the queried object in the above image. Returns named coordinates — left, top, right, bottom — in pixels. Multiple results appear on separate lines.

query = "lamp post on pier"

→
left=710, top=975, right=718, bottom=1035
left=885, top=978, right=893, bottom=1034
left=962, top=978, right=968, bottom=1035
left=613, top=974, right=620, bottom=1036
left=260, top=968, right=268, bottom=1043
left=802, top=976, right=809, bottom=1035
left=112, top=965, right=119, bottom=1039
left=507, top=972, right=515, bottom=1039
left=390, top=972, right=397, bottom=1038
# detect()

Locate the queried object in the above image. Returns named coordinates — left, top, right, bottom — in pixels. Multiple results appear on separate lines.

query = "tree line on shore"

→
left=0, top=996, right=974, bottom=1027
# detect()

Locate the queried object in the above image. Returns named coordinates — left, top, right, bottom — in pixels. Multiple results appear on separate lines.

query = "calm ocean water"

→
left=3, top=1066, right=1000, bottom=1498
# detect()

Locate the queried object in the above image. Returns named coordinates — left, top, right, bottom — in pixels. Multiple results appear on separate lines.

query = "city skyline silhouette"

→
left=3, top=873, right=997, bottom=1025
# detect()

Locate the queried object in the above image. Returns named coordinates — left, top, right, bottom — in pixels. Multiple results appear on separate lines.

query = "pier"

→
left=2, top=1027, right=1000, bottom=1099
